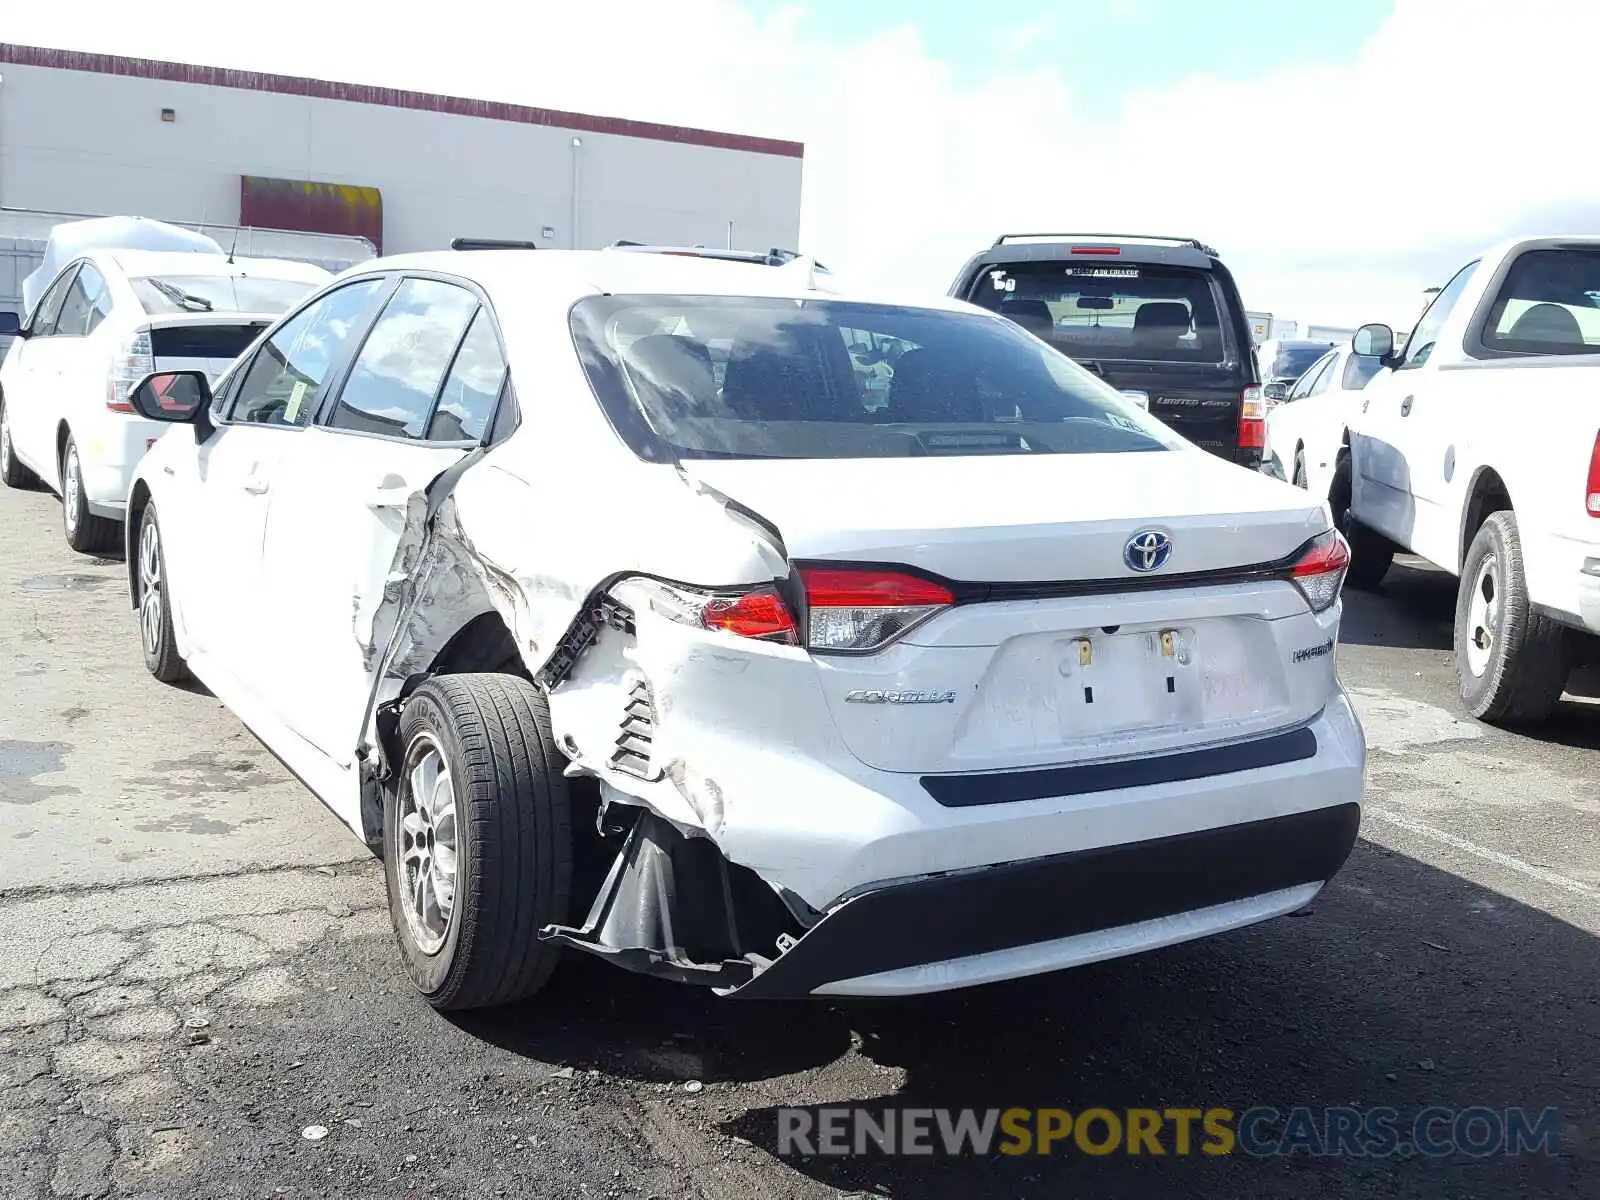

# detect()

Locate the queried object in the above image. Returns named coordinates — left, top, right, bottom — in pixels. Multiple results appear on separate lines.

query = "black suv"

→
left=948, top=234, right=1264, bottom=466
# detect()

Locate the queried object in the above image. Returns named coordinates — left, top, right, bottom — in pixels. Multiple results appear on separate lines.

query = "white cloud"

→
left=7, top=0, right=1600, bottom=327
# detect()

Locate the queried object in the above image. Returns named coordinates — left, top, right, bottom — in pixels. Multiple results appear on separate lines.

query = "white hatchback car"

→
left=121, top=249, right=1366, bottom=1010
left=1261, top=342, right=1385, bottom=497
left=0, top=250, right=330, bottom=551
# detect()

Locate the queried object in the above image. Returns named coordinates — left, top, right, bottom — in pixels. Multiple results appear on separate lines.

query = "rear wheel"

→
left=1328, top=453, right=1393, bottom=591
left=60, top=434, right=119, bottom=554
left=384, top=674, right=573, bottom=1011
left=1455, top=510, right=1569, bottom=724
left=136, top=503, right=190, bottom=683
left=0, top=399, right=38, bottom=489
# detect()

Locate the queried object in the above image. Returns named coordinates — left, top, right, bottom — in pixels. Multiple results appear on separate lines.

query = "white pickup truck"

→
left=1331, top=235, right=1600, bottom=724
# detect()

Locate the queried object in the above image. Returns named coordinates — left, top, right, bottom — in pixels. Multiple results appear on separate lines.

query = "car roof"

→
left=99, top=250, right=332, bottom=281
left=334, top=249, right=975, bottom=315
left=962, top=234, right=1222, bottom=272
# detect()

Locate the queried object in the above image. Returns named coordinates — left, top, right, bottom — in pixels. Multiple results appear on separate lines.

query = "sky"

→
left=6, top=0, right=1600, bottom=328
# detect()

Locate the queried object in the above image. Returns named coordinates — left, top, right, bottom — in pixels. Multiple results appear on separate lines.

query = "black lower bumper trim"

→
left=727, top=802, right=1361, bottom=999
left=922, top=726, right=1318, bottom=808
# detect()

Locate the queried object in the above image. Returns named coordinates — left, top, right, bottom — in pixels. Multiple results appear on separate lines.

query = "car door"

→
left=170, top=277, right=392, bottom=668
left=6, top=265, right=81, bottom=479
left=251, top=276, right=506, bottom=768
left=1352, top=260, right=1479, bottom=547
left=1285, top=350, right=1342, bottom=488
left=48, top=262, right=117, bottom=483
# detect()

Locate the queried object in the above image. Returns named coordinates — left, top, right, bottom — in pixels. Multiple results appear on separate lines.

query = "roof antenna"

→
left=227, top=224, right=241, bottom=266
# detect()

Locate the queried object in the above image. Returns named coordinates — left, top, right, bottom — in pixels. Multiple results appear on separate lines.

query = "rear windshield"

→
left=1268, top=343, right=1332, bottom=380
left=1484, top=248, right=1600, bottom=355
left=965, top=262, right=1230, bottom=364
left=570, top=296, right=1186, bottom=462
left=131, top=274, right=318, bottom=317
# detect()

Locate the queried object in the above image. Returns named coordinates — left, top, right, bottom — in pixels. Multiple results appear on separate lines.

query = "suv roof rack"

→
left=450, top=237, right=540, bottom=251
left=993, top=233, right=1219, bottom=256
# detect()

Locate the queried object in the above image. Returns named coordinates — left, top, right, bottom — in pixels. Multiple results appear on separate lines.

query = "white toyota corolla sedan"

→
left=121, top=247, right=1365, bottom=1010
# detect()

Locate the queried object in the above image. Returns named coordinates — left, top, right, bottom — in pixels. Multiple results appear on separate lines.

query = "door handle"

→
left=1400, top=395, right=1414, bottom=417
left=366, top=482, right=412, bottom=511
left=242, top=476, right=269, bottom=495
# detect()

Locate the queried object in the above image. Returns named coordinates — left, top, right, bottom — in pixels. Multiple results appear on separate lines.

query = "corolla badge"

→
left=1124, top=529, right=1173, bottom=573
left=844, top=689, right=957, bottom=705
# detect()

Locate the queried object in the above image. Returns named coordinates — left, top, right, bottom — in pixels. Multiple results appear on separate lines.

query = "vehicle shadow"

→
left=455, top=843, right=1597, bottom=1198
left=1338, top=557, right=1455, bottom=652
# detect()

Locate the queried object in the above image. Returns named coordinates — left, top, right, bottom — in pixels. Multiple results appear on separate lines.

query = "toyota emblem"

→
left=1124, top=529, right=1173, bottom=573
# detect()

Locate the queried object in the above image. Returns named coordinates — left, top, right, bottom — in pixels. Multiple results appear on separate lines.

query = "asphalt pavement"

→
left=0, top=478, right=1596, bottom=1199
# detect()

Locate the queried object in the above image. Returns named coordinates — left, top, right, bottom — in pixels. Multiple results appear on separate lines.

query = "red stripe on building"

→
left=0, top=42, right=805, bottom=160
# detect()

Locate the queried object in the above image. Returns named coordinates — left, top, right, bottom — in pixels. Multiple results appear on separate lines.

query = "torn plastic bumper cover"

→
left=540, top=801, right=1363, bottom=998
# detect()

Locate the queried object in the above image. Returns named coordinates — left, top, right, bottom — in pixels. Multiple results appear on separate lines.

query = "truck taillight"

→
left=1239, top=385, right=1266, bottom=450
left=107, top=328, right=154, bottom=413
left=1587, top=431, right=1600, bottom=516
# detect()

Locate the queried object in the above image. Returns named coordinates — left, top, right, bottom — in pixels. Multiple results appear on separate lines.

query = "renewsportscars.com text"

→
left=777, top=1105, right=1565, bottom=1159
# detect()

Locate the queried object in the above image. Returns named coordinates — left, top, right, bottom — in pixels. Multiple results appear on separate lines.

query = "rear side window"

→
left=53, top=264, right=111, bottom=338
left=965, top=262, right=1229, bottom=364
left=570, top=296, right=1185, bottom=463
left=429, top=309, right=506, bottom=442
left=1482, top=248, right=1600, bottom=355
left=327, top=279, right=479, bottom=439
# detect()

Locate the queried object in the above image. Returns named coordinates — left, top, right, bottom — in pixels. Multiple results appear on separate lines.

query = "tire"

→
left=135, top=503, right=190, bottom=684
left=60, top=434, right=119, bottom=554
left=1328, top=453, right=1394, bottom=591
left=385, top=673, right=573, bottom=1011
left=1292, top=446, right=1308, bottom=489
left=1454, top=510, right=1569, bottom=724
left=0, top=398, right=39, bottom=489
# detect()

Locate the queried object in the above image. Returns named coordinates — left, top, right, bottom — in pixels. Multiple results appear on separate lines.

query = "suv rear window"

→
left=570, top=296, right=1185, bottom=462
left=131, top=275, right=318, bottom=317
left=965, top=262, right=1227, bottom=364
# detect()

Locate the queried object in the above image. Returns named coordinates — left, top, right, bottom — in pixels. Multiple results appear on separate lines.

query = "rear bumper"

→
left=733, top=801, right=1360, bottom=998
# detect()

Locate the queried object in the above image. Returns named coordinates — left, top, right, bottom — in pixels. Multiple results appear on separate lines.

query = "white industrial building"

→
left=0, top=42, right=805, bottom=261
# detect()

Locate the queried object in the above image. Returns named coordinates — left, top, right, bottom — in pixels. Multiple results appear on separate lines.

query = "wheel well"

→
left=427, top=611, right=529, bottom=679
left=1460, top=468, right=1513, bottom=570
left=125, top=481, right=151, bottom=606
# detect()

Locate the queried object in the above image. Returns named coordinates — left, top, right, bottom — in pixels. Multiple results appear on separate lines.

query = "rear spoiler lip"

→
left=135, top=310, right=280, bottom=331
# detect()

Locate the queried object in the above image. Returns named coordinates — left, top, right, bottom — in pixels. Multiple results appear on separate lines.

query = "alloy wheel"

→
left=397, top=734, right=460, bottom=956
left=138, top=520, right=164, bottom=656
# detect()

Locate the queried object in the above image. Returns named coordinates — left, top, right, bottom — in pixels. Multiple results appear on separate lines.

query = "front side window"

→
left=1399, top=261, right=1478, bottom=370
left=571, top=296, right=1186, bottom=463
left=54, top=265, right=111, bottom=338
left=1342, top=353, right=1383, bottom=389
left=1482, top=248, right=1600, bottom=355
left=1289, top=352, right=1334, bottom=399
left=228, top=279, right=387, bottom=427
left=966, top=262, right=1229, bottom=365
left=30, top=267, right=79, bottom=337
left=327, top=279, right=479, bottom=439
left=130, top=273, right=319, bottom=317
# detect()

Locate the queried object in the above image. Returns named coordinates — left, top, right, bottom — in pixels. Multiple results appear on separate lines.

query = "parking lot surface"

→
left=1, top=479, right=1597, bottom=1198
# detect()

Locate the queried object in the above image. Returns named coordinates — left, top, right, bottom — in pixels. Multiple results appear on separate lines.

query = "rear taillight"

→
left=799, top=566, right=955, bottom=653
left=1586, top=431, right=1600, bottom=515
left=1238, top=385, right=1265, bottom=451
left=1070, top=246, right=1121, bottom=256
left=1289, top=529, right=1350, bottom=613
left=107, top=328, right=154, bottom=414
left=615, top=566, right=955, bottom=654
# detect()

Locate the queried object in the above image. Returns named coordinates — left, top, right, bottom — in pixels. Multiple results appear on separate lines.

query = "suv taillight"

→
left=1288, top=529, right=1350, bottom=612
left=1586, top=431, right=1600, bottom=516
left=1239, top=385, right=1266, bottom=450
left=107, top=328, right=154, bottom=413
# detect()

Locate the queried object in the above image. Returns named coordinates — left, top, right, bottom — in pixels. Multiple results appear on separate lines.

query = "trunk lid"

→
left=682, top=451, right=1339, bottom=775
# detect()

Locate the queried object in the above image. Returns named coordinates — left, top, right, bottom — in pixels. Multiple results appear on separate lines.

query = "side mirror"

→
left=0, top=311, right=22, bottom=338
left=1263, top=381, right=1289, bottom=402
left=1352, top=323, right=1394, bottom=360
left=130, top=371, right=212, bottom=423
